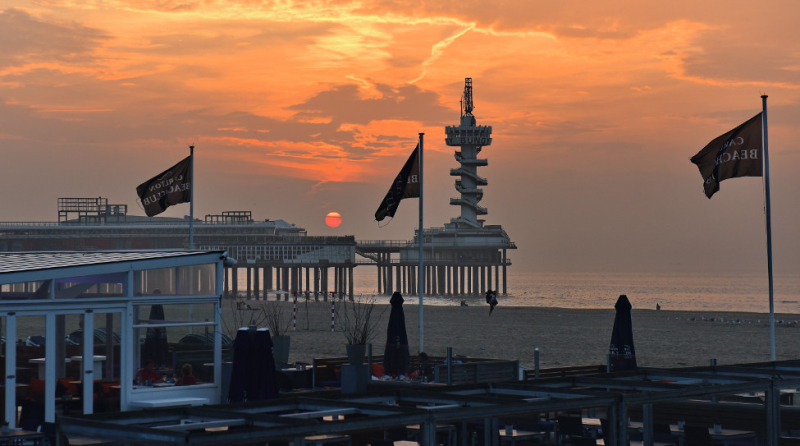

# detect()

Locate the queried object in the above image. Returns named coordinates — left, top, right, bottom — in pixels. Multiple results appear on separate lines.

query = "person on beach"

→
left=486, top=290, right=498, bottom=315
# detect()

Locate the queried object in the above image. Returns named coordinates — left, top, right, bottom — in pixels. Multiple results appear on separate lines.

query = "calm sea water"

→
left=298, top=269, right=800, bottom=314
left=238, top=269, right=800, bottom=314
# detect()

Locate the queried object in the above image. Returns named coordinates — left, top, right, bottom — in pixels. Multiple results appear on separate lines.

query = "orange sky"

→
left=1, top=1, right=800, bottom=275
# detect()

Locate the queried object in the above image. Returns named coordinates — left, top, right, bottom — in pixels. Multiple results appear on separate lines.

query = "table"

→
left=29, top=358, right=71, bottom=379
left=706, top=427, right=757, bottom=446
left=302, top=434, right=351, bottom=446
left=640, top=424, right=757, bottom=446
left=499, top=429, right=550, bottom=446
left=584, top=419, right=757, bottom=446
left=0, top=428, right=45, bottom=446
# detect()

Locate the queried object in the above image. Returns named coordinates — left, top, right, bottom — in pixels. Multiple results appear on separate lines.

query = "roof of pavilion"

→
left=0, top=250, right=225, bottom=285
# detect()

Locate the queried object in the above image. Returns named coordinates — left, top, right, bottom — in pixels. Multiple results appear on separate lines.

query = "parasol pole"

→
left=418, top=133, right=424, bottom=353
left=762, top=95, right=775, bottom=361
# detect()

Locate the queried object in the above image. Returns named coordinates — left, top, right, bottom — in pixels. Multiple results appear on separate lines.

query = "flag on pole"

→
left=375, top=144, right=420, bottom=221
left=690, top=113, right=763, bottom=198
left=136, top=155, right=192, bottom=217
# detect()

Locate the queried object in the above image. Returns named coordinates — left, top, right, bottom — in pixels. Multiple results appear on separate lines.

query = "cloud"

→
left=0, top=9, right=109, bottom=69
left=287, top=82, right=452, bottom=126
left=680, top=32, right=800, bottom=86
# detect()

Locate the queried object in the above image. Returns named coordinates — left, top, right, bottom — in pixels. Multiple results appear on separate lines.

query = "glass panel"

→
left=134, top=264, right=216, bottom=296
left=183, top=264, right=217, bottom=295
left=135, top=268, right=177, bottom=296
left=55, top=274, right=126, bottom=299
left=135, top=303, right=215, bottom=325
left=16, top=315, right=46, bottom=429
left=134, top=326, right=217, bottom=388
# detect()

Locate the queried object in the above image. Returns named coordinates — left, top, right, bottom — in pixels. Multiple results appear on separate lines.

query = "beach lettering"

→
left=715, top=148, right=758, bottom=166
left=147, top=174, right=183, bottom=193
left=142, top=180, right=190, bottom=206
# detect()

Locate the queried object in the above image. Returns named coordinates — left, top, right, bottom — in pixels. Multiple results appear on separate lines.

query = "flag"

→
left=691, top=113, right=763, bottom=198
left=375, top=144, right=419, bottom=221
left=136, top=155, right=192, bottom=217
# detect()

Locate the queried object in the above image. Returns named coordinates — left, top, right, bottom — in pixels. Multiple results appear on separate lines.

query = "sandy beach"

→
left=225, top=299, right=800, bottom=370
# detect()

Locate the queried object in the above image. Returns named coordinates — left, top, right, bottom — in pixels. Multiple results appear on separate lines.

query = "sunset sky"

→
left=1, top=1, right=799, bottom=275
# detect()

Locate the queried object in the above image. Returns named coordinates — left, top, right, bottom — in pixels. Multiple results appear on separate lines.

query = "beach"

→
left=231, top=300, right=800, bottom=369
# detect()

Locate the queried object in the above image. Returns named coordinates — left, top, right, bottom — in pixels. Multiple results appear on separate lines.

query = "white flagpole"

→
left=189, top=145, right=195, bottom=250
left=418, top=133, right=424, bottom=353
left=762, top=95, right=775, bottom=360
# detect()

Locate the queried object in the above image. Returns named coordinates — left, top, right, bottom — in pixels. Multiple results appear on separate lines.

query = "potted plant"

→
left=339, top=294, right=385, bottom=365
left=263, top=301, right=292, bottom=367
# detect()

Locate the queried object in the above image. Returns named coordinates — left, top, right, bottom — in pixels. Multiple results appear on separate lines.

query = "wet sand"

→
left=228, top=300, right=800, bottom=369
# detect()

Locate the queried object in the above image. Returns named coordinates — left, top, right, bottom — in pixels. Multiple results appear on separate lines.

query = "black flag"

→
left=691, top=113, right=763, bottom=198
left=375, top=145, right=419, bottom=221
left=136, top=156, right=192, bottom=217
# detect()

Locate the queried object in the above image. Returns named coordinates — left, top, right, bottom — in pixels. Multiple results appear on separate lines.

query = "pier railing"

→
left=354, top=258, right=512, bottom=266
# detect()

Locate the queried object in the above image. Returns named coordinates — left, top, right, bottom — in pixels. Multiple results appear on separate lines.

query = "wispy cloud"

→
left=409, top=27, right=472, bottom=84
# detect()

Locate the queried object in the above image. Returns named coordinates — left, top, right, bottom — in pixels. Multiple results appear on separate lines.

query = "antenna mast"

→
left=463, top=78, right=474, bottom=116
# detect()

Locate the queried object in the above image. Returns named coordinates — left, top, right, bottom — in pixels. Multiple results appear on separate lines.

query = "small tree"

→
left=222, top=299, right=269, bottom=338
left=339, top=294, right=386, bottom=345
left=221, top=299, right=291, bottom=338
left=263, top=300, right=292, bottom=337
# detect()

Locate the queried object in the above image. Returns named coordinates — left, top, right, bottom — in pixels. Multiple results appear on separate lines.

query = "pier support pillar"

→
left=322, top=268, right=328, bottom=301
left=224, top=267, right=229, bottom=298
left=246, top=268, right=252, bottom=299
left=349, top=267, right=354, bottom=301
left=377, top=261, right=383, bottom=295
left=446, top=266, right=451, bottom=296
left=502, top=249, right=508, bottom=295
left=232, top=268, right=239, bottom=298
left=254, top=267, right=259, bottom=299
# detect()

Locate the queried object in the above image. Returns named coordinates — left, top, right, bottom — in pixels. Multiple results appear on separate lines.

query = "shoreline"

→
left=236, top=301, right=800, bottom=370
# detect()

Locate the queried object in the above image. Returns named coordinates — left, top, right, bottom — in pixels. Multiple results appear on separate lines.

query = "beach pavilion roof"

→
left=0, top=250, right=225, bottom=285
left=58, top=360, right=800, bottom=446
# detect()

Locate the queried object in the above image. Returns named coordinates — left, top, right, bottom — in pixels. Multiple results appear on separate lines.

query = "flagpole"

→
left=762, top=95, right=775, bottom=360
left=189, top=145, right=195, bottom=250
left=418, top=133, right=424, bottom=353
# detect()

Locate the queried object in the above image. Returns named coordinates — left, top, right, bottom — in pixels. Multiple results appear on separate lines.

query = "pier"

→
left=0, top=79, right=516, bottom=301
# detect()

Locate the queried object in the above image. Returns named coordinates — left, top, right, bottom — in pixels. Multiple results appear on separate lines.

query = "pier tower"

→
left=360, top=78, right=515, bottom=297
left=445, top=77, right=492, bottom=229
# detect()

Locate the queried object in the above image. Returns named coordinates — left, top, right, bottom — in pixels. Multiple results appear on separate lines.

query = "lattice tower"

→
left=444, top=78, right=492, bottom=229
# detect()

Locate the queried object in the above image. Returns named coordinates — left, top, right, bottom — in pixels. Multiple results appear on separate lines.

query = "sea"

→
left=245, top=269, right=800, bottom=315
